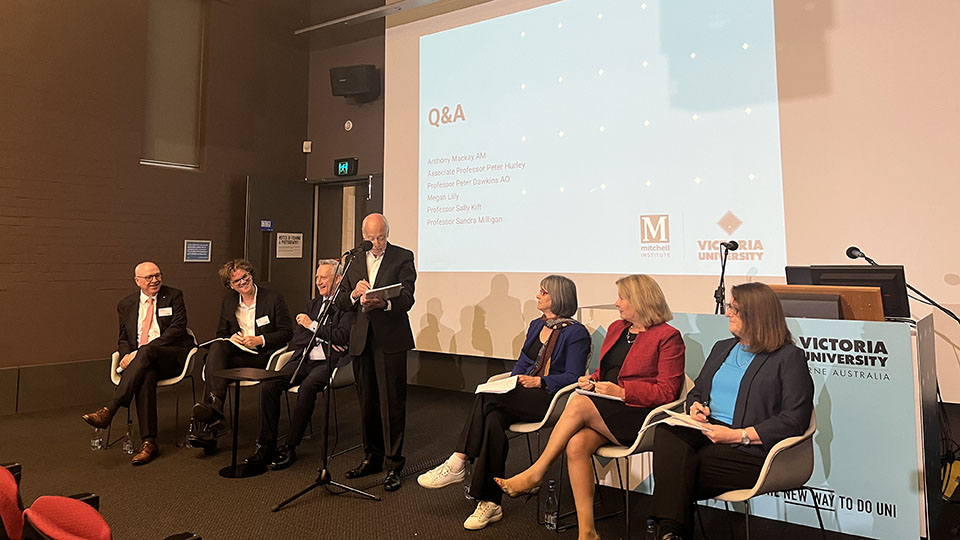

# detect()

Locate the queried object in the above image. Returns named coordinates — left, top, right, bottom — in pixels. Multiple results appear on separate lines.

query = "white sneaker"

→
left=463, top=501, right=503, bottom=530
left=417, top=461, right=465, bottom=489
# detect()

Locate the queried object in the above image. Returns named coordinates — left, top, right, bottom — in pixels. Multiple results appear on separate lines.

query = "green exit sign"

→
left=334, top=157, right=358, bottom=177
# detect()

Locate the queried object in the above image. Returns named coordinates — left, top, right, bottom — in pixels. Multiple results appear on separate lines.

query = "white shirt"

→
left=137, top=291, right=161, bottom=344
left=235, top=285, right=258, bottom=339
left=366, top=247, right=386, bottom=286
left=363, top=246, right=392, bottom=311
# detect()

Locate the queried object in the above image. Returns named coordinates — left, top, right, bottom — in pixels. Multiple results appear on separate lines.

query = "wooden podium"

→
left=768, top=283, right=884, bottom=321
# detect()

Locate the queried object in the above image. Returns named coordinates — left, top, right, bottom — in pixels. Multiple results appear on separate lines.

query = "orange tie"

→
left=139, top=298, right=155, bottom=346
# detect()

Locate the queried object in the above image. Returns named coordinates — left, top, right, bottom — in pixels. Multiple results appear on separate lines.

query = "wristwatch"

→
left=740, top=429, right=750, bottom=445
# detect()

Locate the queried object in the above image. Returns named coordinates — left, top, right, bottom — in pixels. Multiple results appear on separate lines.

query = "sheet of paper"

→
left=475, top=375, right=518, bottom=394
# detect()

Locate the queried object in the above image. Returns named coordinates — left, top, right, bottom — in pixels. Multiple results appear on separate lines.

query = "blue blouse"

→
left=708, top=343, right=756, bottom=425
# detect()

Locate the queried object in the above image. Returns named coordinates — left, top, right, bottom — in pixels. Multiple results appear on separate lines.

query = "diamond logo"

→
left=717, top=211, right=743, bottom=234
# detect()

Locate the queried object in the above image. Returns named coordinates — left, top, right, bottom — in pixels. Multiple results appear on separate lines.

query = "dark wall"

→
left=0, top=0, right=310, bottom=368
left=306, top=34, right=385, bottom=180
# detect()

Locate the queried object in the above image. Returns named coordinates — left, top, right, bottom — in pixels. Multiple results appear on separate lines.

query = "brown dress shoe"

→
left=81, top=407, right=113, bottom=429
left=131, top=440, right=159, bottom=466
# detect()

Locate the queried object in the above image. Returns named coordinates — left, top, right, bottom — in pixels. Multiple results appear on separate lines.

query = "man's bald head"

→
left=134, top=261, right=163, bottom=296
left=361, top=213, right=390, bottom=256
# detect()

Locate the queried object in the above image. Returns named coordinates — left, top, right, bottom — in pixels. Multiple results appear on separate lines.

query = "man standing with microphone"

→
left=336, top=213, right=417, bottom=492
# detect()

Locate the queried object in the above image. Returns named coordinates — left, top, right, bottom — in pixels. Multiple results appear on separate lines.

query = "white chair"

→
left=592, top=375, right=696, bottom=538
left=276, top=351, right=359, bottom=454
left=106, top=329, right=199, bottom=448
left=484, top=371, right=580, bottom=531
left=485, top=371, right=579, bottom=464
left=707, top=409, right=824, bottom=540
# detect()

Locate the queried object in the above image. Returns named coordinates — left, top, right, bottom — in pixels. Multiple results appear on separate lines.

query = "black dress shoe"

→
left=383, top=471, right=402, bottom=492
left=270, top=444, right=297, bottom=470
left=187, top=420, right=224, bottom=454
left=192, top=399, right=225, bottom=425
left=345, top=456, right=383, bottom=479
left=244, top=444, right=276, bottom=466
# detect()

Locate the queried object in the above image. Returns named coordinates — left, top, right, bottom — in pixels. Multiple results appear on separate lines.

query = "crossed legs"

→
left=497, top=393, right=617, bottom=540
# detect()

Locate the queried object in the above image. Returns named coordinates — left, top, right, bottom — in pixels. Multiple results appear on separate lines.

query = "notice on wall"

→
left=276, top=232, right=303, bottom=259
left=183, top=240, right=212, bottom=262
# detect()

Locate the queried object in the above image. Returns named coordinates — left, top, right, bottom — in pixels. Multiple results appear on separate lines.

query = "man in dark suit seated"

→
left=82, top=261, right=194, bottom=465
left=189, top=258, right=293, bottom=452
left=243, top=259, right=353, bottom=470
left=336, top=213, right=417, bottom=492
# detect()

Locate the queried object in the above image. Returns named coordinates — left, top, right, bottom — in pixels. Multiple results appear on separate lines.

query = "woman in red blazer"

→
left=496, top=274, right=686, bottom=540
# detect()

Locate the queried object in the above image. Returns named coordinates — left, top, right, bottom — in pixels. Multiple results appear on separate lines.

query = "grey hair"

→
left=317, top=258, right=343, bottom=277
left=540, top=275, right=578, bottom=318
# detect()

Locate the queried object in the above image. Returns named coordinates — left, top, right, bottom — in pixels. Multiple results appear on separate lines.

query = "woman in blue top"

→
left=417, top=275, right=590, bottom=531
left=646, top=282, right=814, bottom=540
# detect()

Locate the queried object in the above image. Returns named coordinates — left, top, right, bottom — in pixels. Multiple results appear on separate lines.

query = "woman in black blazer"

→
left=190, top=259, right=292, bottom=450
left=646, top=282, right=814, bottom=540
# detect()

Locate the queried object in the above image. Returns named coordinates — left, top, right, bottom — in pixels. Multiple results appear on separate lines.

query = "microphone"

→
left=720, top=240, right=739, bottom=251
left=845, top=245, right=877, bottom=265
left=344, top=240, right=373, bottom=256
left=846, top=246, right=864, bottom=260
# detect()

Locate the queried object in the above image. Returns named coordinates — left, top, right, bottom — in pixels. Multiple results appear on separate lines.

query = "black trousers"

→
left=202, top=340, right=265, bottom=402
left=455, top=387, right=552, bottom=505
left=649, top=424, right=765, bottom=535
left=257, top=355, right=331, bottom=448
left=353, top=333, right=408, bottom=472
left=109, top=343, right=188, bottom=441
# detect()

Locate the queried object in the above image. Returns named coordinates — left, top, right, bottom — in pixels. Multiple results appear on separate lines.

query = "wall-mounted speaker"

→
left=330, top=65, right=381, bottom=103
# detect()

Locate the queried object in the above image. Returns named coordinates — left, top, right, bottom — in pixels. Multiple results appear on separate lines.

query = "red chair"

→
left=21, top=497, right=110, bottom=540
left=0, top=466, right=23, bottom=540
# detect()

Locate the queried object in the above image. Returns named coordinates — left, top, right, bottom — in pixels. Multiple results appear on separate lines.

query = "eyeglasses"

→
left=539, top=288, right=550, bottom=296
left=231, top=273, right=252, bottom=286
left=136, top=273, right=162, bottom=282
left=724, top=302, right=741, bottom=315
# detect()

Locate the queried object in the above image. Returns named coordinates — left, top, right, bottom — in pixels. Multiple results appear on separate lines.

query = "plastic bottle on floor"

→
left=544, top=480, right=558, bottom=530
left=90, top=429, right=103, bottom=451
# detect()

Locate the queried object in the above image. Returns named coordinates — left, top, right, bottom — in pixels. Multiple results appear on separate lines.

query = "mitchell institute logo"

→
left=639, top=215, right=670, bottom=258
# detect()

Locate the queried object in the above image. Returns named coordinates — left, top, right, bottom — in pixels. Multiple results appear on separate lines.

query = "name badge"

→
left=256, top=315, right=271, bottom=327
left=158, top=307, right=173, bottom=317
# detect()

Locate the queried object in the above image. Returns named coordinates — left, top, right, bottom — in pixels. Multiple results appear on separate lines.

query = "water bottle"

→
left=121, top=432, right=136, bottom=455
left=543, top=479, right=558, bottom=530
left=643, top=519, right=658, bottom=540
left=90, top=429, right=103, bottom=451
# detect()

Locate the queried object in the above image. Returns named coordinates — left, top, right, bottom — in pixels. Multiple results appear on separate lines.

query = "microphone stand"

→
left=273, top=251, right=380, bottom=512
left=714, top=244, right=732, bottom=314
left=856, top=252, right=960, bottom=326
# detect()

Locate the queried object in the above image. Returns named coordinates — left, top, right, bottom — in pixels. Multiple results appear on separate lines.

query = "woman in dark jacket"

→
left=646, top=282, right=814, bottom=540
left=417, top=275, right=590, bottom=531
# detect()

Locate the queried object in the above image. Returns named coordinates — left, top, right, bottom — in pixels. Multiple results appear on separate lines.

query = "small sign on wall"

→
left=184, top=240, right=212, bottom=262
left=276, top=232, right=303, bottom=259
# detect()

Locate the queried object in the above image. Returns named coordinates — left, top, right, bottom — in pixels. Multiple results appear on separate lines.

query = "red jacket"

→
left=590, top=319, right=686, bottom=408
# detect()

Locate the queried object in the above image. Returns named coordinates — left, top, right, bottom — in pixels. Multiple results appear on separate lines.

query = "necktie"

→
left=139, top=298, right=154, bottom=346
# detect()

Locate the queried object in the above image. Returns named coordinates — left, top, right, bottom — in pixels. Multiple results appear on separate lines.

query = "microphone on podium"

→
left=845, top=246, right=877, bottom=265
left=344, top=240, right=373, bottom=256
left=720, top=240, right=739, bottom=251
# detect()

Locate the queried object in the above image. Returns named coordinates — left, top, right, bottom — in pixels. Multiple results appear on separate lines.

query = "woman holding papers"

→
left=495, top=274, right=685, bottom=540
left=188, top=258, right=293, bottom=452
left=645, top=282, right=814, bottom=540
left=417, top=275, right=590, bottom=530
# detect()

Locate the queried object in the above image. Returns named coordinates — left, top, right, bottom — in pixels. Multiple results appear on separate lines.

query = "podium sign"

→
left=586, top=311, right=934, bottom=540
